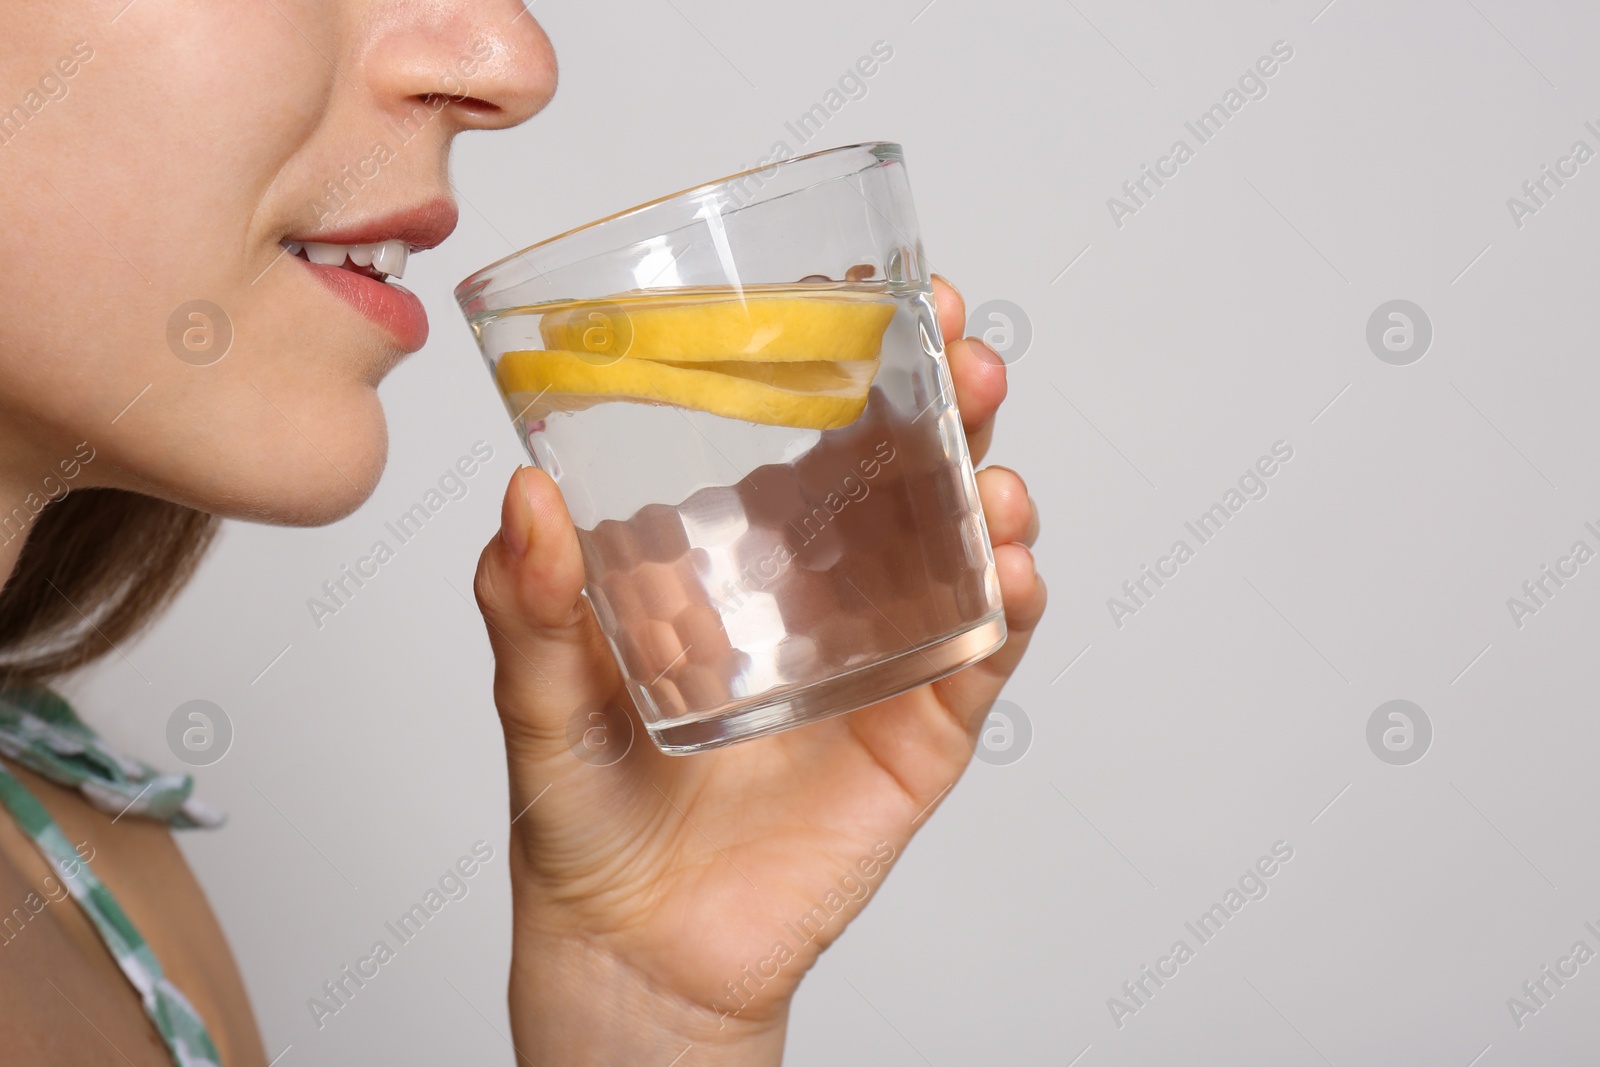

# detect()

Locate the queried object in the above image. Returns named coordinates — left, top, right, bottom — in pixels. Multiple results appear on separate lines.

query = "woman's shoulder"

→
left=0, top=685, right=267, bottom=1066
left=0, top=756, right=268, bottom=1066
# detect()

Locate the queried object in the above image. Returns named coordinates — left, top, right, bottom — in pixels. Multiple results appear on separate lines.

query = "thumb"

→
left=473, top=465, right=621, bottom=762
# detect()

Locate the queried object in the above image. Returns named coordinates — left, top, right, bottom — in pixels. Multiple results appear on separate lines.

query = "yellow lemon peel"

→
left=538, top=292, right=896, bottom=363
left=498, top=351, right=879, bottom=430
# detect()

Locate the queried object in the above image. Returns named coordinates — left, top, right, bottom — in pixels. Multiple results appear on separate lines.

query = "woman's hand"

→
left=473, top=276, right=1046, bottom=1065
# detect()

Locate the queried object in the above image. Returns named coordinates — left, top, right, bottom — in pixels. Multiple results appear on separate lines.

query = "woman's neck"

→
left=0, top=474, right=33, bottom=593
left=0, top=436, right=56, bottom=594
left=0, top=410, right=106, bottom=593
left=0, top=525, right=25, bottom=593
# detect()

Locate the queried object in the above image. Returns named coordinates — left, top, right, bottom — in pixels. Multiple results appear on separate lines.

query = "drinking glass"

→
left=455, top=141, right=1004, bottom=754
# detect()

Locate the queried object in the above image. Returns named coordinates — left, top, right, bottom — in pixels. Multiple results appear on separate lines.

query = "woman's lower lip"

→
left=295, top=257, right=428, bottom=351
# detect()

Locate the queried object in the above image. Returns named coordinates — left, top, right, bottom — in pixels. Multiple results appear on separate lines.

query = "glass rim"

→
left=453, top=140, right=903, bottom=305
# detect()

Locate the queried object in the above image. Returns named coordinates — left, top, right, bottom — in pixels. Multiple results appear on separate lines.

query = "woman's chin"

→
left=88, top=383, right=395, bottom=528
left=274, top=449, right=388, bottom=527
left=200, top=419, right=391, bottom=528
left=270, top=469, right=386, bottom=527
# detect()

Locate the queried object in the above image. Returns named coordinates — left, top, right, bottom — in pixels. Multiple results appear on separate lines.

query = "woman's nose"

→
left=364, top=1, right=557, bottom=133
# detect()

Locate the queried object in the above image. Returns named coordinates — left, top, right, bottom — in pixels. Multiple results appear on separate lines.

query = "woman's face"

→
left=0, top=2, right=555, bottom=524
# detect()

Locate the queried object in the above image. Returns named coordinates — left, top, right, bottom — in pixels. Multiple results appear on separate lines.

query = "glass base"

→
left=644, top=612, right=1008, bottom=755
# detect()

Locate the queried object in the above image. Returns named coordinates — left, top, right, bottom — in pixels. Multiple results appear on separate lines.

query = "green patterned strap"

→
left=0, top=685, right=223, bottom=829
left=0, top=686, right=226, bottom=1066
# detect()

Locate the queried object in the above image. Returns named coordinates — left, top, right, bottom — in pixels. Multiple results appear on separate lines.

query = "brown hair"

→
left=0, top=491, right=220, bottom=686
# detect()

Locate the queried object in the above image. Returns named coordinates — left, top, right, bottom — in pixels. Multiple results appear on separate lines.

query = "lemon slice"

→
left=539, top=291, right=896, bottom=363
left=498, top=350, right=877, bottom=430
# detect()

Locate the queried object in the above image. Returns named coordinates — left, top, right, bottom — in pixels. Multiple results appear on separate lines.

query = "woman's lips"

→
left=282, top=199, right=457, bottom=352
left=292, top=255, right=429, bottom=351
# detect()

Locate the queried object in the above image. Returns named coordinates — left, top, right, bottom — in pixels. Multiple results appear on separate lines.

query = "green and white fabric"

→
left=0, top=684, right=225, bottom=1067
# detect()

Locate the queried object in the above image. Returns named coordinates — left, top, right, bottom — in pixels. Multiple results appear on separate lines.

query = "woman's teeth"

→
left=281, top=238, right=409, bottom=281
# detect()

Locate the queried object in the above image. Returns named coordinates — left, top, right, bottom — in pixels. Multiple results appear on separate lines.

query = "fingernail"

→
left=502, top=467, right=532, bottom=558
left=974, top=339, right=1004, bottom=366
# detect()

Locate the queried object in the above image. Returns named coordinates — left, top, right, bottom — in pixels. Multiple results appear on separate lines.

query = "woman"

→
left=0, top=2, right=1045, bottom=1063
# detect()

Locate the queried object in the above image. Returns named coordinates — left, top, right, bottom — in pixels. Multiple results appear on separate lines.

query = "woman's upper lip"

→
left=285, top=196, right=459, bottom=251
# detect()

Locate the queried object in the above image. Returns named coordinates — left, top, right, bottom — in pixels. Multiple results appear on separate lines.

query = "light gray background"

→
left=58, top=1, right=1600, bottom=1063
